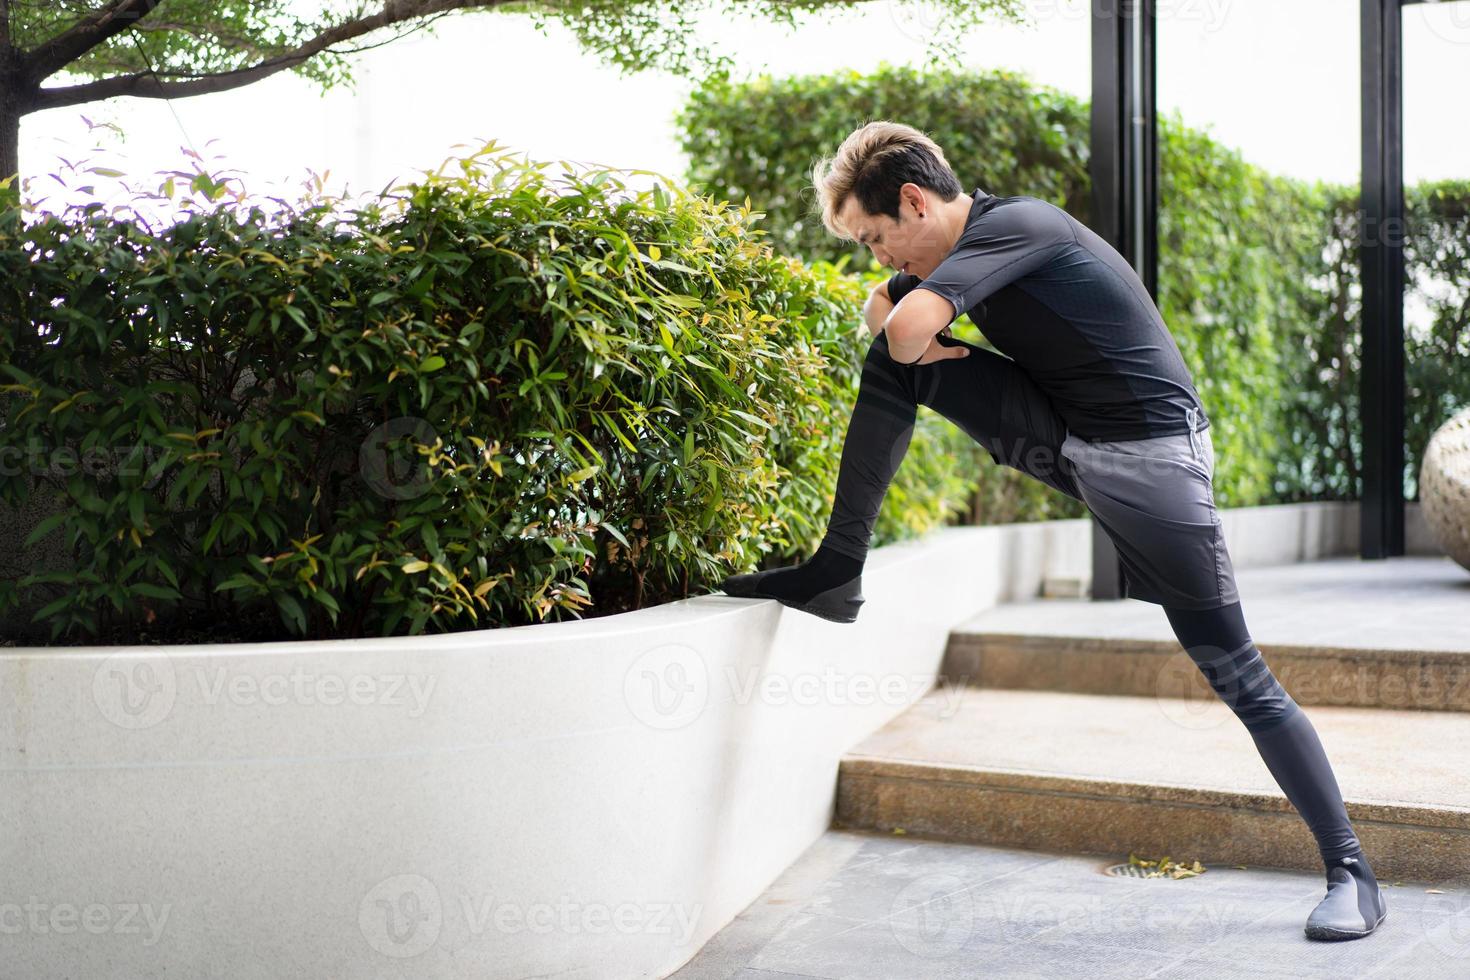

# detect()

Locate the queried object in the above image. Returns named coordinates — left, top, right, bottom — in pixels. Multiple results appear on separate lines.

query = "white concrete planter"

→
left=0, top=499, right=1437, bottom=979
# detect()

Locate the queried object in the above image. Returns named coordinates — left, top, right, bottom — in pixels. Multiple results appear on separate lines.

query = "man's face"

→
left=836, top=184, right=946, bottom=278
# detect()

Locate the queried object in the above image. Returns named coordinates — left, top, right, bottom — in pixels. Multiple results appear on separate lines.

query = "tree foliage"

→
left=0, top=0, right=1029, bottom=178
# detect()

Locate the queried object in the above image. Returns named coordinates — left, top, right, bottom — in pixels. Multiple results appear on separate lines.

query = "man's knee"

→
left=1184, top=639, right=1299, bottom=732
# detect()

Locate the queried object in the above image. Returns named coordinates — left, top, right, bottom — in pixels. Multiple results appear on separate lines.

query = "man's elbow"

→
left=884, top=292, right=953, bottom=350
left=881, top=310, right=929, bottom=363
left=881, top=307, right=910, bottom=348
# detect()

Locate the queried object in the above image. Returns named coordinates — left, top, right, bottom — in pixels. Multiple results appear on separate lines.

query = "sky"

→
left=14, top=0, right=1470, bottom=221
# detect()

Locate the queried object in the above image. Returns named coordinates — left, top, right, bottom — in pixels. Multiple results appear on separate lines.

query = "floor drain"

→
left=1101, top=857, right=1208, bottom=879
left=1102, top=863, right=1156, bottom=878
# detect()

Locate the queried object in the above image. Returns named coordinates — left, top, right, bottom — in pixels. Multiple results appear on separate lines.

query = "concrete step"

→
left=941, top=628, right=1470, bottom=712
left=942, top=567, right=1470, bottom=710
left=836, top=685, right=1470, bottom=882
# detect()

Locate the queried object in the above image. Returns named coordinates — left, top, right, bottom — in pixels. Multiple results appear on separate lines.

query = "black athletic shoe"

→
left=1304, top=853, right=1388, bottom=940
left=718, top=549, right=866, bottom=624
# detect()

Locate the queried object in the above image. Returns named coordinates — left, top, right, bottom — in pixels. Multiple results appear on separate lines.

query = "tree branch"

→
left=31, top=0, right=510, bottom=111
left=129, top=21, right=275, bottom=63
left=22, top=0, right=165, bottom=85
left=127, top=10, right=456, bottom=78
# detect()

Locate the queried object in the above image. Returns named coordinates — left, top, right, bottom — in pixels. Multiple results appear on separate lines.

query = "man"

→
left=719, top=120, right=1387, bottom=941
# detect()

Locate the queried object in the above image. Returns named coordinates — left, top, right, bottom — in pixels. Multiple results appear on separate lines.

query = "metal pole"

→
left=1089, top=0, right=1158, bottom=599
left=1360, top=0, right=1406, bottom=558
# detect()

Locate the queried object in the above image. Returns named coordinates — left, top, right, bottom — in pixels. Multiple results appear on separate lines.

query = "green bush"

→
left=1154, top=108, right=1316, bottom=508
left=676, top=63, right=1470, bottom=512
left=1260, top=179, right=1470, bottom=503
left=0, top=143, right=969, bottom=644
left=1396, top=180, right=1469, bottom=500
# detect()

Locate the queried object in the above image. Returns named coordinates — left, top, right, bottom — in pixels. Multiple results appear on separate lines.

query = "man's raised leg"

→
left=720, top=330, right=1077, bottom=622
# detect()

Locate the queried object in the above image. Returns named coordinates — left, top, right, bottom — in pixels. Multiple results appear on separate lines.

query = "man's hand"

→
left=864, top=281, right=969, bottom=364
left=902, top=327, right=970, bottom=366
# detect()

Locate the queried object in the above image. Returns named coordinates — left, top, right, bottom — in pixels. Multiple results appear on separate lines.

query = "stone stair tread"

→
left=842, top=686, right=1470, bottom=822
left=949, top=556, right=1470, bottom=655
left=948, top=628, right=1470, bottom=666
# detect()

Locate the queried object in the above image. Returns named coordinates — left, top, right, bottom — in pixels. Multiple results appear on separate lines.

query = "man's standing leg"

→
left=1067, top=423, right=1390, bottom=941
left=1163, top=599, right=1388, bottom=938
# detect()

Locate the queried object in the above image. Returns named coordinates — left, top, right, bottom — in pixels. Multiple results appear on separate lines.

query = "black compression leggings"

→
left=823, top=329, right=1362, bottom=866
left=821, top=329, right=1080, bottom=563
left=1164, top=601, right=1362, bottom=863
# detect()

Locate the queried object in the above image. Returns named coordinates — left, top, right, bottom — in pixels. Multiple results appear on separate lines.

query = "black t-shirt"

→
left=885, top=188, right=1208, bottom=443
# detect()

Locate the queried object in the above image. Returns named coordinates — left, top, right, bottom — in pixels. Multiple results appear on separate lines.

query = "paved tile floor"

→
left=672, top=829, right=1470, bottom=979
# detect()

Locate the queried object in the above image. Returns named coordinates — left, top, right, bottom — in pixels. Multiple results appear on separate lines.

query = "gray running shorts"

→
left=1060, top=406, right=1240, bottom=610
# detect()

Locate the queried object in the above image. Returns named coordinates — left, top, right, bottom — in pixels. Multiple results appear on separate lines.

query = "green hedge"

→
left=676, top=62, right=1092, bottom=261
left=675, top=63, right=1470, bottom=513
left=1154, top=108, right=1318, bottom=508
left=1403, top=180, right=1470, bottom=498
left=0, top=144, right=970, bottom=644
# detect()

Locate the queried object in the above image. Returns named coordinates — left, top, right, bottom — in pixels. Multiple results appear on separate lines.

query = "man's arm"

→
left=883, top=290, right=959, bottom=364
left=869, top=274, right=955, bottom=357
left=884, top=197, right=1072, bottom=364
left=863, top=282, right=895, bottom=338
